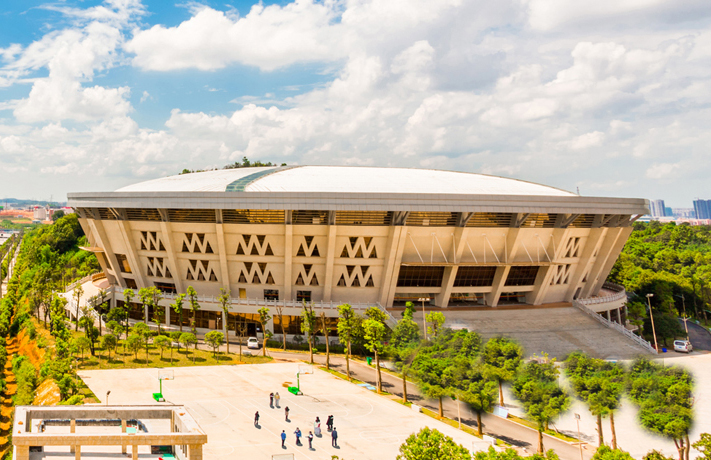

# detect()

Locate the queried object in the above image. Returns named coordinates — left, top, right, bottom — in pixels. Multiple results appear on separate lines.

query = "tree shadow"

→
left=216, top=355, right=233, bottom=361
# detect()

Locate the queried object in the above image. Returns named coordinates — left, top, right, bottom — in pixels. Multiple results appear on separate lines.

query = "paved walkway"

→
left=267, top=350, right=594, bottom=460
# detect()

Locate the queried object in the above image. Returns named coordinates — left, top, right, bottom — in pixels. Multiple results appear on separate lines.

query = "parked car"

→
left=247, top=337, right=260, bottom=349
left=673, top=340, right=693, bottom=353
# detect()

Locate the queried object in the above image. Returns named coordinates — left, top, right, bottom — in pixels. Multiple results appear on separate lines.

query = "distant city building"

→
left=694, top=199, right=711, bottom=220
left=672, top=208, right=695, bottom=219
left=649, top=200, right=666, bottom=218
left=664, top=207, right=673, bottom=217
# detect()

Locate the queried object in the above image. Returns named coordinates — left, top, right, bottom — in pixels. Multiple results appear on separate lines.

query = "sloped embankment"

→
left=0, top=336, right=19, bottom=455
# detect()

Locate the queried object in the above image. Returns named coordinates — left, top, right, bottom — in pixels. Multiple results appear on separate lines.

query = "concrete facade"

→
left=67, top=167, right=648, bottom=327
left=12, top=405, right=207, bottom=460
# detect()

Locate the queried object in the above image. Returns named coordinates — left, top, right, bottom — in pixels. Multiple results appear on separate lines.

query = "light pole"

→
left=106, top=390, right=111, bottom=406
left=418, top=297, right=428, bottom=341
left=675, top=294, right=689, bottom=341
left=646, top=293, right=659, bottom=352
left=574, top=413, right=583, bottom=460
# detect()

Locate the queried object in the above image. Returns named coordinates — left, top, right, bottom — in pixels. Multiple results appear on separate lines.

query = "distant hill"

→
left=0, top=198, right=66, bottom=208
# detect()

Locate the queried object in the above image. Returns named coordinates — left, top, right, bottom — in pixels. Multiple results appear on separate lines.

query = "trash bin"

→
left=662, top=347, right=667, bottom=353
left=367, top=357, right=372, bottom=365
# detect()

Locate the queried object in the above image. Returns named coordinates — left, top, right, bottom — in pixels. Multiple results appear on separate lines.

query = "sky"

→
left=1, top=0, right=711, bottom=206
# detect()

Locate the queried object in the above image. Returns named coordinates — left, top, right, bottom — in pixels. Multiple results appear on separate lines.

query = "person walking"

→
left=281, top=430, right=287, bottom=448
left=269, top=392, right=274, bottom=407
left=294, top=427, right=302, bottom=445
left=314, top=417, right=322, bottom=437
left=254, top=411, right=259, bottom=427
left=285, top=406, right=290, bottom=421
left=327, top=415, right=333, bottom=431
left=331, top=427, right=338, bottom=447
left=274, top=392, right=281, bottom=408
left=308, top=431, right=314, bottom=449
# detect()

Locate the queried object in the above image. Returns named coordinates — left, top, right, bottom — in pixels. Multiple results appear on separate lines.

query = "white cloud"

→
left=646, top=162, right=680, bottom=179
left=126, top=2, right=344, bottom=71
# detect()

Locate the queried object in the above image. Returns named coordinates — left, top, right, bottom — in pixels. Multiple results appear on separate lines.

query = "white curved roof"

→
left=116, top=166, right=575, bottom=197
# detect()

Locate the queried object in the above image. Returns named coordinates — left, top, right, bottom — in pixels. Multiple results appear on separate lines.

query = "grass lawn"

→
left=66, top=329, right=272, bottom=371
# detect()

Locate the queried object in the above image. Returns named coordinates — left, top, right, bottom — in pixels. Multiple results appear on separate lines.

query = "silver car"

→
left=673, top=340, right=692, bottom=353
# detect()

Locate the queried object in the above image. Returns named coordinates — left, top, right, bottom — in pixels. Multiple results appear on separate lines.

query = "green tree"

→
left=131, top=322, right=152, bottom=363
left=150, top=287, right=165, bottom=334
left=513, top=359, right=570, bottom=453
left=218, top=288, right=231, bottom=353
left=171, top=293, right=186, bottom=333
left=628, top=358, right=693, bottom=460
left=482, top=336, right=523, bottom=407
left=126, top=334, right=142, bottom=361
left=186, top=286, right=200, bottom=334
left=693, top=433, right=711, bottom=460
left=388, top=312, right=421, bottom=403
left=337, top=303, right=361, bottom=381
left=397, top=427, right=471, bottom=460
left=301, top=304, right=318, bottom=364
left=78, top=305, right=99, bottom=356
left=122, top=288, right=135, bottom=337
left=205, top=330, right=224, bottom=358
left=154, top=335, right=170, bottom=360
left=426, top=311, right=446, bottom=339
left=257, top=307, right=272, bottom=357
left=364, top=306, right=389, bottom=393
left=180, top=332, right=198, bottom=363
left=72, top=283, right=84, bottom=331
left=74, top=336, right=91, bottom=362
left=566, top=352, right=626, bottom=448
left=100, top=334, right=118, bottom=362
left=458, top=366, right=498, bottom=437
left=589, top=446, right=635, bottom=460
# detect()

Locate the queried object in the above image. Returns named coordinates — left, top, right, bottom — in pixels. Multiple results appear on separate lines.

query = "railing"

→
left=577, top=282, right=627, bottom=306
left=65, top=271, right=103, bottom=293
left=572, top=298, right=656, bottom=354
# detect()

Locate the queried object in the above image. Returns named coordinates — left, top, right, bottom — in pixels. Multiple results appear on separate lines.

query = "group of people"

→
left=259, top=392, right=341, bottom=450
left=281, top=415, right=338, bottom=449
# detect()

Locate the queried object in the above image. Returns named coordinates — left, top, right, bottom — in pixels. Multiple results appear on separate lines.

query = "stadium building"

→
left=67, top=166, right=648, bottom=338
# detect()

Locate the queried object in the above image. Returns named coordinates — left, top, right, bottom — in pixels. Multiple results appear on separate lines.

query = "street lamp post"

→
left=647, top=293, right=659, bottom=352
left=575, top=413, right=583, bottom=460
left=418, top=297, right=428, bottom=341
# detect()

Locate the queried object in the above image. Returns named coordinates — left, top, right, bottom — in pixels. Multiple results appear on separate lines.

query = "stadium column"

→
left=214, top=210, right=231, bottom=291
left=437, top=227, right=470, bottom=308
left=563, top=228, right=604, bottom=301
left=158, top=210, right=184, bottom=295
left=589, top=226, right=633, bottom=295
left=85, top=218, right=126, bottom=289
left=485, top=228, right=523, bottom=306
left=380, top=225, right=408, bottom=307
left=528, top=227, right=571, bottom=305
left=322, top=223, right=338, bottom=302
left=284, top=224, right=293, bottom=301
left=117, top=220, right=147, bottom=289
left=578, top=227, right=616, bottom=298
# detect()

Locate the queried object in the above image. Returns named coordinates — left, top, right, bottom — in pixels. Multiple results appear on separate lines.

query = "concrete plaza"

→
left=79, top=363, right=486, bottom=459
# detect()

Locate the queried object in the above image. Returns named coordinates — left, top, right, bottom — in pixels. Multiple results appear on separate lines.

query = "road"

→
left=266, top=349, right=593, bottom=460
left=683, top=320, right=711, bottom=351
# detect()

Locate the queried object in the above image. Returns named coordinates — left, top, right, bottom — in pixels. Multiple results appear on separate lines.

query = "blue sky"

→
left=1, top=0, right=711, bottom=206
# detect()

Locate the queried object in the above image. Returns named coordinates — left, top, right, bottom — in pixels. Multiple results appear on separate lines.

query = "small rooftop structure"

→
left=13, top=405, right=207, bottom=460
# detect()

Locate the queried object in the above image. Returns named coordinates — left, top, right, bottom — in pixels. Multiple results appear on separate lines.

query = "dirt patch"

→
left=33, top=379, right=60, bottom=406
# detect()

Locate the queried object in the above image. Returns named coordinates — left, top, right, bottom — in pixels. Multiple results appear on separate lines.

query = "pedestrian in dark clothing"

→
left=331, top=427, right=338, bottom=447
left=281, top=430, right=286, bottom=448
left=270, top=392, right=274, bottom=407
left=308, top=431, right=314, bottom=449
left=285, top=406, right=290, bottom=421
left=327, top=415, right=333, bottom=431
left=254, top=411, right=259, bottom=427
left=294, top=428, right=302, bottom=445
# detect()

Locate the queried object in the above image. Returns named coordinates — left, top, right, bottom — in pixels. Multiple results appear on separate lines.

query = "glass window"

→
left=396, top=266, right=445, bottom=287
left=264, top=289, right=279, bottom=301
left=504, top=266, right=540, bottom=286
left=453, top=266, right=497, bottom=287
left=115, top=254, right=131, bottom=273
left=296, top=291, right=312, bottom=302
